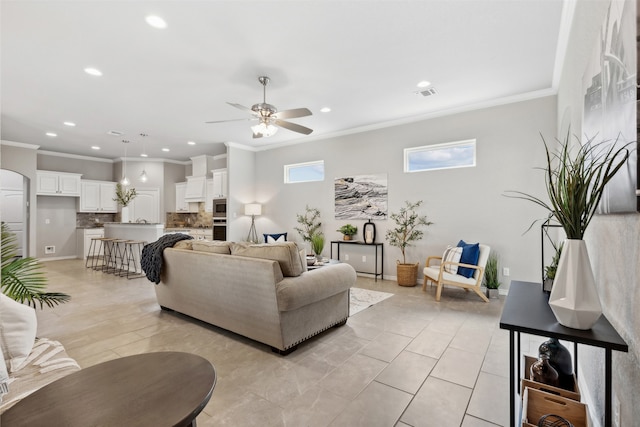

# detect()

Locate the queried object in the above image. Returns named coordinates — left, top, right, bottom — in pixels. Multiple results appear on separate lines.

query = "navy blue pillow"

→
left=263, top=232, right=287, bottom=243
left=457, top=240, right=480, bottom=278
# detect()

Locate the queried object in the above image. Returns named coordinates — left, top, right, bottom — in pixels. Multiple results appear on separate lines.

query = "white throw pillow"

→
left=442, top=246, right=463, bottom=275
left=0, top=293, right=37, bottom=372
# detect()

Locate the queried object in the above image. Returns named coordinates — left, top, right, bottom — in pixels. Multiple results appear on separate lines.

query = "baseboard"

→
left=38, top=256, right=78, bottom=262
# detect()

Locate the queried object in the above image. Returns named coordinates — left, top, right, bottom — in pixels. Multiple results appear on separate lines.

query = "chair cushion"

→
left=0, top=294, right=37, bottom=373
left=457, top=240, right=480, bottom=278
left=442, top=246, right=463, bottom=274
left=423, top=266, right=478, bottom=286
left=264, top=232, right=287, bottom=243
left=230, top=242, right=303, bottom=277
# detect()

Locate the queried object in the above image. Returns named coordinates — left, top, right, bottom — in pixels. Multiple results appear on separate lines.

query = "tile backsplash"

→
left=166, top=203, right=213, bottom=228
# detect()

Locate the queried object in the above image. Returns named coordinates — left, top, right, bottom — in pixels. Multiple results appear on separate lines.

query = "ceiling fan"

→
left=206, top=76, right=313, bottom=138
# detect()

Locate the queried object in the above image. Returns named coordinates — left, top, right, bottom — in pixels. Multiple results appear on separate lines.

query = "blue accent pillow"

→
left=263, top=232, right=287, bottom=243
left=457, top=240, right=480, bottom=278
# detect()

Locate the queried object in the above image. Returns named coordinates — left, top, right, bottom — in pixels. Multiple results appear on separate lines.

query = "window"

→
left=404, top=139, right=476, bottom=173
left=284, top=160, right=324, bottom=183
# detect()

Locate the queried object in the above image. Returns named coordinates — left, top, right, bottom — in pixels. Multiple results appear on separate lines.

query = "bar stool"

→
left=92, top=238, right=116, bottom=271
left=103, top=238, right=126, bottom=274
left=85, top=237, right=102, bottom=269
left=123, top=240, right=146, bottom=279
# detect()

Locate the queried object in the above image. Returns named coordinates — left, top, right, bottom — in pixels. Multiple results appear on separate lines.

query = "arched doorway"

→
left=1, top=169, right=29, bottom=257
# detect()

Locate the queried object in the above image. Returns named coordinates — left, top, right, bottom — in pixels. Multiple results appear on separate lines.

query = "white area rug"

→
left=349, top=287, right=394, bottom=316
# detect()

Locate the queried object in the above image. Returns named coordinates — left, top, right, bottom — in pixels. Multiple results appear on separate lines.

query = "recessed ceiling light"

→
left=46, top=132, right=57, bottom=137
left=162, top=148, right=170, bottom=152
left=91, top=146, right=101, bottom=150
left=187, top=141, right=196, bottom=145
left=145, top=15, right=167, bottom=29
left=63, top=121, right=76, bottom=127
left=84, top=67, right=103, bottom=76
left=320, top=107, right=331, bottom=113
left=417, top=80, right=431, bottom=88
left=140, top=153, right=148, bottom=158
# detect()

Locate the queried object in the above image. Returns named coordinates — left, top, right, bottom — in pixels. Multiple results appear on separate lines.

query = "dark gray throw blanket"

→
left=141, top=234, right=193, bottom=284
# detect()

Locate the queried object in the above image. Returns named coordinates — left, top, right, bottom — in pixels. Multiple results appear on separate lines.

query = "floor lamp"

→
left=245, top=204, right=262, bottom=243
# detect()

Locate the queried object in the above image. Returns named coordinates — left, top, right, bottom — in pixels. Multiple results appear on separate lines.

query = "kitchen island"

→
left=104, top=222, right=164, bottom=243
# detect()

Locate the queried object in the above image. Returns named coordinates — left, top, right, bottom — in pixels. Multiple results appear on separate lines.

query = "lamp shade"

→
left=244, top=203, right=262, bottom=216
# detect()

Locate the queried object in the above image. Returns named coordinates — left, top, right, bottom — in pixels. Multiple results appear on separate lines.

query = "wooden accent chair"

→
left=422, top=244, right=491, bottom=302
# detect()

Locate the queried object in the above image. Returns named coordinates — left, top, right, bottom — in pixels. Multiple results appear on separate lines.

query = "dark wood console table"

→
left=330, top=240, right=384, bottom=281
left=1, top=352, right=216, bottom=427
left=499, top=280, right=628, bottom=427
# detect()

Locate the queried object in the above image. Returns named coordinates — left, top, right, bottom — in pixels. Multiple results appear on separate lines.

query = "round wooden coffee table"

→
left=1, top=352, right=216, bottom=427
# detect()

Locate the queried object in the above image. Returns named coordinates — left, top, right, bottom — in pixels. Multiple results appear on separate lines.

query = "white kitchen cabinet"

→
left=77, top=228, right=104, bottom=260
left=211, top=168, right=227, bottom=198
left=175, top=182, right=198, bottom=213
left=37, top=171, right=82, bottom=196
left=205, top=179, right=214, bottom=212
left=78, top=180, right=117, bottom=212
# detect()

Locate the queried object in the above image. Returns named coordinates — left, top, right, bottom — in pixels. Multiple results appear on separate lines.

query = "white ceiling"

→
left=1, top=1, right=567, bottom=162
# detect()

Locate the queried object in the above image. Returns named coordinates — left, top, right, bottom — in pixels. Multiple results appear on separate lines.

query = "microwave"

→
left=212, top=198, right=227, bottom=217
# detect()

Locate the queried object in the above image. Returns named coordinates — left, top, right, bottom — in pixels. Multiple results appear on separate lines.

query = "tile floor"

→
left=35, top=259, right=529, bottom=426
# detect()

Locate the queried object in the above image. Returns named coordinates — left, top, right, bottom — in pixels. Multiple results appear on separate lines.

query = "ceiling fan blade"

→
left=273, top=108, right=312, bottom=120
left=205, top=117, right=256, bottom=124
left=227, top=102, right=253, bottom=113
left=275, top=119, right=313, bottom=135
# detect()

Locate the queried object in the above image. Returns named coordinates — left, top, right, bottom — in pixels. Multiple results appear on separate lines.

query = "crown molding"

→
left=1, top=140, right=40, bottom=150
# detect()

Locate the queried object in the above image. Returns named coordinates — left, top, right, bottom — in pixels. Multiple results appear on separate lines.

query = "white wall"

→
left=556, top=0, right=639, bottom=425
left=227, top=144, right=257, bottom=242
left=255, top=96, right=556, bottom=284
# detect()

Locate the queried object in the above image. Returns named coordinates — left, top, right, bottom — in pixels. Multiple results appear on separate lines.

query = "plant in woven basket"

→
left=1, top=222, right=70, bottom=308
left=385, top=200, right=432, bottom=264
left=385, top=201, right=433, bottom=286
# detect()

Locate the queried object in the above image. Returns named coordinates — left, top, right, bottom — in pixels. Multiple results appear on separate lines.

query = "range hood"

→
left=184, top=155, right=215, bottom=202
left=184, top=176, right=207, bottom=202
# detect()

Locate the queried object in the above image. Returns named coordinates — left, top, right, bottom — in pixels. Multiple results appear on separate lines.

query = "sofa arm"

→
left=276, top=263, right=356, bottom=311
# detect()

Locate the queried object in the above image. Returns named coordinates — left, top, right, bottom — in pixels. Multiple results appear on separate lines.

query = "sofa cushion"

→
left=276, top=263, right=356, bottom=311
left=173, top=240, right=193, bottom=250
left=0, top=294, right=37, bottom=373
left=0, top=352, right=8, bottom=402
left=191, top=240, right=231, bottom=254
left=230, top=242, right=304, bottom=277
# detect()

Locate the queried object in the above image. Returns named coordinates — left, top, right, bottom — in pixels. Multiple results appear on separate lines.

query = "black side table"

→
left=499, top=281, right=628, bottom=427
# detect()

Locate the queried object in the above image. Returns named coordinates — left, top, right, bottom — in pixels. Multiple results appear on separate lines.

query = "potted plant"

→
left=113, top=183, right=137, bottom=223
left=310, top=232, right=325, bottom=262
left=506, top=132, right=631, bottom=329
left=385, top=200, right=433, bottom=286
left=294, top=205, right=321, bottom=244
left=1, top=222, right=70, bottom=308
left=336, top=224, right=357, bottom=241
left=484, top=253, right=500, bottom=299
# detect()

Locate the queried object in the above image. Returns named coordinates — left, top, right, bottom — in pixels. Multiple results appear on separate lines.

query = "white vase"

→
left=548, top=239, right=602, bottom=330
left=121, top=206, right=130, bottom=223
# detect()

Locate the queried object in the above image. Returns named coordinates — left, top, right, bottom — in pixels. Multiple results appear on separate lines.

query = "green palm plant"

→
left=1, top=222, right=70, bottom=308
left=506, top=132, right=632, bottom=239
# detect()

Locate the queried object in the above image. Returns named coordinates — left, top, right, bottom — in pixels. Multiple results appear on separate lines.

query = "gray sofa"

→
left=154, top=241, right=356, bottom=354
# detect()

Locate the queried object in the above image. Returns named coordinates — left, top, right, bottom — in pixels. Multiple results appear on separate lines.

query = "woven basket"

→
left=396, top=261, right=419, bottom=287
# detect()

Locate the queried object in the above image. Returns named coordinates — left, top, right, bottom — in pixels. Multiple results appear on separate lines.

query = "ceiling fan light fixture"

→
left=251, top=122, right=278, bottom=137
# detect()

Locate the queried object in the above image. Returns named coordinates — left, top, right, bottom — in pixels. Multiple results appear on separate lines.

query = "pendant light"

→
left=139, top=133, right=149, bottom=182
left=121, top=140, right=130, bottom=186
